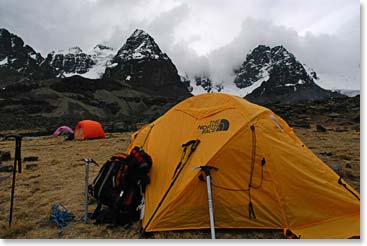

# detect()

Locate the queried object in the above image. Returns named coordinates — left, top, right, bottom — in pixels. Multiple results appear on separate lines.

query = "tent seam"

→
left=290, top=211, right=360, bottom=230
left=144, top=118, right=202, bottom=231
left=255, top=122, right=290, bottom=230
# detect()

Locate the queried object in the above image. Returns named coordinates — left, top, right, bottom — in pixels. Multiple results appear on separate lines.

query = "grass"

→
left=0, top=124, right=360, bottom=239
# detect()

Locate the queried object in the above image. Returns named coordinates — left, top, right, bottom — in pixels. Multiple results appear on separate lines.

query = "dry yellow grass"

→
left=0, top=125, right=360, bottom=239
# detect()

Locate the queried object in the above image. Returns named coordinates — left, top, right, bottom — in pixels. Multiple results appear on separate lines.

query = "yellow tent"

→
left=127, top=93, right=359, bottom=239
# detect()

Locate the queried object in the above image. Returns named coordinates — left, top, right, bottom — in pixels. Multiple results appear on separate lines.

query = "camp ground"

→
left=0, top=94, right=360, bottom=239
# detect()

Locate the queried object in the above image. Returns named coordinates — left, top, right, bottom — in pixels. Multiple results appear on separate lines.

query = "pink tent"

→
left=53, top=126, right=74, bottom=136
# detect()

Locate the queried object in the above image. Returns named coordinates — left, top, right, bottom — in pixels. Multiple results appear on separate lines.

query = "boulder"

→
left=345, top=163, right=352, bottom=169
left=0, top=150, right=11, bottom=161
left=316, top=124, right=327, bottom=132
left=0, top=165, right=13, bottom=172
left=24, top=156, right=38, bottom=162
left=328, top=112, right=340, bottom=118
left=25, top=163, right=38, bottom=170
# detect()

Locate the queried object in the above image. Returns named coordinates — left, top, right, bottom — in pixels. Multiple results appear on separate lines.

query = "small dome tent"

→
left=127, top=93, right=359, bottom=239
left=74, top=120, right=106, bottom=140
left=53, top=126, right=73, bottom=136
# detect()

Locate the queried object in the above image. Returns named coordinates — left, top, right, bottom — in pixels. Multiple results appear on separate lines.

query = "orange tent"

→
left=74, top=120, right=106, bottom=140
left=127, top=93, right=359, bottom=239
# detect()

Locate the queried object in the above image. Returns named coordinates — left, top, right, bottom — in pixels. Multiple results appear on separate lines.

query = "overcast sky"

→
left=0, top=0, right=360, bottom=90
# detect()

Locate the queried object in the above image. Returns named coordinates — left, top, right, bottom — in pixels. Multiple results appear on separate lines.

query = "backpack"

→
left=89, top=147, right=152, bottom=226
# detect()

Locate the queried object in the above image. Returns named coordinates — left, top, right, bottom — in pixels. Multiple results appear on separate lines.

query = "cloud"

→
left=105, top=3, right=211, bottom=78
left=0, top=0, right=360, bottom=90
left=144, top=4, right=211, bottom=77
left=0, top=0, right=176, bottom=53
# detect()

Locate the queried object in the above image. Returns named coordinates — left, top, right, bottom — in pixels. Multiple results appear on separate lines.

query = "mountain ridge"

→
left=0, top=27, right=355, bottom=106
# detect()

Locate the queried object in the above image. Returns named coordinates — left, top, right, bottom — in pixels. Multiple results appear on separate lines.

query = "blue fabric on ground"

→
left=49, top=204, right=75, bottom=235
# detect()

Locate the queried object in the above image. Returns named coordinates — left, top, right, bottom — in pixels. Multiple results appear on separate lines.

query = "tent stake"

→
left=193, top=166, right=218, bottom=239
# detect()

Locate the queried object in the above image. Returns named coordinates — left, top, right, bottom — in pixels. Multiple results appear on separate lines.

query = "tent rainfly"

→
left=74, top=120, right=106, bottom=140
left=127, top=93, right=360, bottom=239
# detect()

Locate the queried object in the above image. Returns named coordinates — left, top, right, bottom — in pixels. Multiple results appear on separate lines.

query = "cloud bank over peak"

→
left=0, top=0, right=360, bottom=90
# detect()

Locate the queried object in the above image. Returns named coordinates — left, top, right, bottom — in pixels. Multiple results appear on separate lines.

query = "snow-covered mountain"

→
left=46, top=44, right=115, bottom=79
left=113, top=29, right=169, bottom=62
left=180, top=74, right=224, bottom=94
left=86, top=44, right=115, bottom=78
left=0, top=28, right=55, bottom=84
left=104, top=29, right=187, bottom=93
left=183, top=45, right=344, bottom=103
left=0, top=27, right=353, bottom=103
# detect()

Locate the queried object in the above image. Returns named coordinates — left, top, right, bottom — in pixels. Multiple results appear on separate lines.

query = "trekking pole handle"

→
left=4, top=134, right=23, bottom=140
left=81, top=158, right=99, bottom=167
left=192, top=166, right=218, bottom=176
left=5, top=134, right=22, bottom=173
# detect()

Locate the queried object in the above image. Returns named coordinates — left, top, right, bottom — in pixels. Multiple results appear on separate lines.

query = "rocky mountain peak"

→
left=104, top=29, right=188, bottom=94
left=238, top=45, right=343, bottom=104
left=115, top=29, right=168, bottom=62
left=44, top=44, right=115, bottom=79
left=46, top=46, right=95, bottom=76
left=93, top=44, right=114, bottom=51
left=66, top=46, right=83, bottom=55
left=234, top=44, right=314, bottom=89
left=0, top=28, right=55, bottom=84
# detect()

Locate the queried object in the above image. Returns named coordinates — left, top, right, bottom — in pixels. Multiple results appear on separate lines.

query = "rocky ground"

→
left=267, top=95, right=360, bottom=191
left=0, top=75, right=190, bottom=134
left=0, top=96, right=360, bottom=239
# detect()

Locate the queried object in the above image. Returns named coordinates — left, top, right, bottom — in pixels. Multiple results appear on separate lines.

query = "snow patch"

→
left=61, top=45, right=115, bottom=79
left=84, top=45, right=115, bottom=79
left=189, top=68, right=270, bottom=97
left=333, top=89, right=360, bottom=97
left=135, top=41, right=146, bottom=51
left=78, top=65, right=104, bottom=79
left=132, top=52, right=144, bottom=59
left=63, top=72, right=79, bottom=77
left=107, top=63, right=118, bottom=68
left=0, top=57, right=8, bottom=66
left=316, top=72, right=360, bottom=91
left=30, top=53, right=37, bottom=60
left=220, top=74, right=269, bottom=97
left=55, top=47, right=83, bottom=56
left=190, top=82, right=208, bottom=95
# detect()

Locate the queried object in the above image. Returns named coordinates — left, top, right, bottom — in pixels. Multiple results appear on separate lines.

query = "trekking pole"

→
left=81, top=158, right=98, bottom=223
left=193, top=166, right=218, bottom=239
left=4, top=134, right=23, bottom=228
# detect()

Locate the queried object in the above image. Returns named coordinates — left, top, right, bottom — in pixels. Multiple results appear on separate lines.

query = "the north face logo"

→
left=198, top=119, right=230, bottom=134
